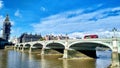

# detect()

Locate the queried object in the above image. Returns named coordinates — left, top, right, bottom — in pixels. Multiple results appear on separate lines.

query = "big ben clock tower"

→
left=2, top=14, right=11, bottom=41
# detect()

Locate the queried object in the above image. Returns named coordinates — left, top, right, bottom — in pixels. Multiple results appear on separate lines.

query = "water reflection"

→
left=0, top=50, right=112, bottom=68
left=0, top=50, right=7, bottom=68
left=41, top=55, right=45, bottom=68
left=96, top=51, right=112, bottom=68
left=63, top=59, right=95, bottom=68
left=63, top=59, right=68, bottom=68
left=41, top=55, right=63, bottom=68
left=26, top=53, right=41, bottom=68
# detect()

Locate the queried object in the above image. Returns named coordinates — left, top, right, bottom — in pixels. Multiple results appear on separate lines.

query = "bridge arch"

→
left=32, top=43, right=43, bottom=48
left=45, top=42, right=65, bottom=54
left=15, top=44, right=19, bottom=49
left=18, top=44, right=24, bottom=50
left=20, top=44, right=23, bottom=47
left=15, top=44, right=19, bottom=47
left=46, top=42, right=65, bottom=49
left=68, top=41, right=112, bottom=50
left=46, top=41, right=65, bottom=47
left=68, top=41, right=112, bottom=58
left=24, top=44, right=31, bottom=48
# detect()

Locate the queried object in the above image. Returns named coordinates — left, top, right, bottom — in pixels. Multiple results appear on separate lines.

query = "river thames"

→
left=0, top=49, right=111, bottom=68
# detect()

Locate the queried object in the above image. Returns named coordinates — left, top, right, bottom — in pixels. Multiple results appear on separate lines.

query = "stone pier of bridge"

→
left=111, top=38, right=119, bottom=68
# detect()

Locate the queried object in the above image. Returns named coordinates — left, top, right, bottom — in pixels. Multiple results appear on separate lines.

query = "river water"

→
left=0, top=49, right=111, bottom=68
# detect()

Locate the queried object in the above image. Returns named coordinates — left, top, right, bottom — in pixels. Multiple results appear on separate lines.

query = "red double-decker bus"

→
left=84, top=34, right=98, bottom=39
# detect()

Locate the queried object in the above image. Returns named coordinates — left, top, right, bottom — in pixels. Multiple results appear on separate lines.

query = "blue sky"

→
left=0, top=0, right=120, bottom=38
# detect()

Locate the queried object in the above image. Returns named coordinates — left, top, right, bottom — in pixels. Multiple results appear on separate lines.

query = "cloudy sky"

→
left=0, top=0, right=120, bottom=38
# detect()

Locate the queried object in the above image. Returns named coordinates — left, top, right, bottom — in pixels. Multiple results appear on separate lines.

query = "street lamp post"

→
left=65, top=33, right=68, bottom=41
left=112, top=27, right=117, bottom=38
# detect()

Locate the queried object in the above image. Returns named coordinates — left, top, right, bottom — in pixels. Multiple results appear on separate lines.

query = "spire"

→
left=5, top=14, right=9, bottom=21
left=2, top=14, right=11, bottom=41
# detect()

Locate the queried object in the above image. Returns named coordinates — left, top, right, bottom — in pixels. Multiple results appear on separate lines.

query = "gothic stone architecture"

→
left=0, top=14, right=11, bottom=49
left=18, top=33, right=42, bottom=43
left=2, top=14, right=11, bottom=41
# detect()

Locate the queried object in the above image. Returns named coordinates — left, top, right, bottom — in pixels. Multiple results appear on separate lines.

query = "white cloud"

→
left=10, top=20, right=15, bottom=26
left=40, top=7, right=46, bottom=11
left=14, top=10, right=22, bottom=18
left=97, top=4, right=103, bottom=7
left=68, top=30, right=120, bottom=39
left=11, top=27, right=21, bottom=37
left=0, top=15, right=4, bottom=37
left=32, top=7, right=120, bottom=37
left=0, top=0, right=3, bottom=9
left=0, top=15, right=4, bottom=26
left=111, top=7, right=120, bottom=11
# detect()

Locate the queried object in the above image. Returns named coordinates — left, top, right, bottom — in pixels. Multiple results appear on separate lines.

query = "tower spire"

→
left=2, top=14, right=11, bottom=41
left=5, top=14, right=9, bottom=21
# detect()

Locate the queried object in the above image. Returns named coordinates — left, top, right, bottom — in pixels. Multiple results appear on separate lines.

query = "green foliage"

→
left=39, top=38, right=45, bottom=41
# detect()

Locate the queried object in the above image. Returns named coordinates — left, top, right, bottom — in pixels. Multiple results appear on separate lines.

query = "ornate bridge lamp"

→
left=112, top=27, right=117, bottom=39
left=65, top=33, right=68, bottom=42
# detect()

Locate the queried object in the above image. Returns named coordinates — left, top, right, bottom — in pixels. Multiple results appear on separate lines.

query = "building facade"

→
left=18, top=33, right=42, bottom=43
left=44, top=34, right=69, bottom=40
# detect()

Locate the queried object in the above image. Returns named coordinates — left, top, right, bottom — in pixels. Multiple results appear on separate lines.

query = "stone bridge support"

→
left=41, top=43, right=46, bottom=55
left=111, top=38, right=119, bottom=67
left=17, top=46, right=20, bottom=51
left=29, top=45, right=32, bottom=53
left=41, top=48, right=45, bottom=55
left=63, top=42, right=68, bottom=58
left=14, top=45, right=17, bottom=50
left=21, top=45, right=25, bottom=52
left=63, top=49, right=68, bottom=58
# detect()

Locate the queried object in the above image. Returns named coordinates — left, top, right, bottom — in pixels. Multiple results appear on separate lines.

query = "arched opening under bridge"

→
left=45, top=43, right=65, bottom=55
left=32, top=43, right=43, bottom=53
left=69, top=42, right=111, bottom=58
left=15, top=45, right=19, bottom=49
left=19, top=44, right=23, bottom=50
left=25, top=44, right=31, bottom=48
left=24, top=44, right=31, bottom=52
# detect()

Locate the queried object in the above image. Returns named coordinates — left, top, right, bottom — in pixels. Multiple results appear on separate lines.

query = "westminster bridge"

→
left=14, top=38, right=120, bottom=67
